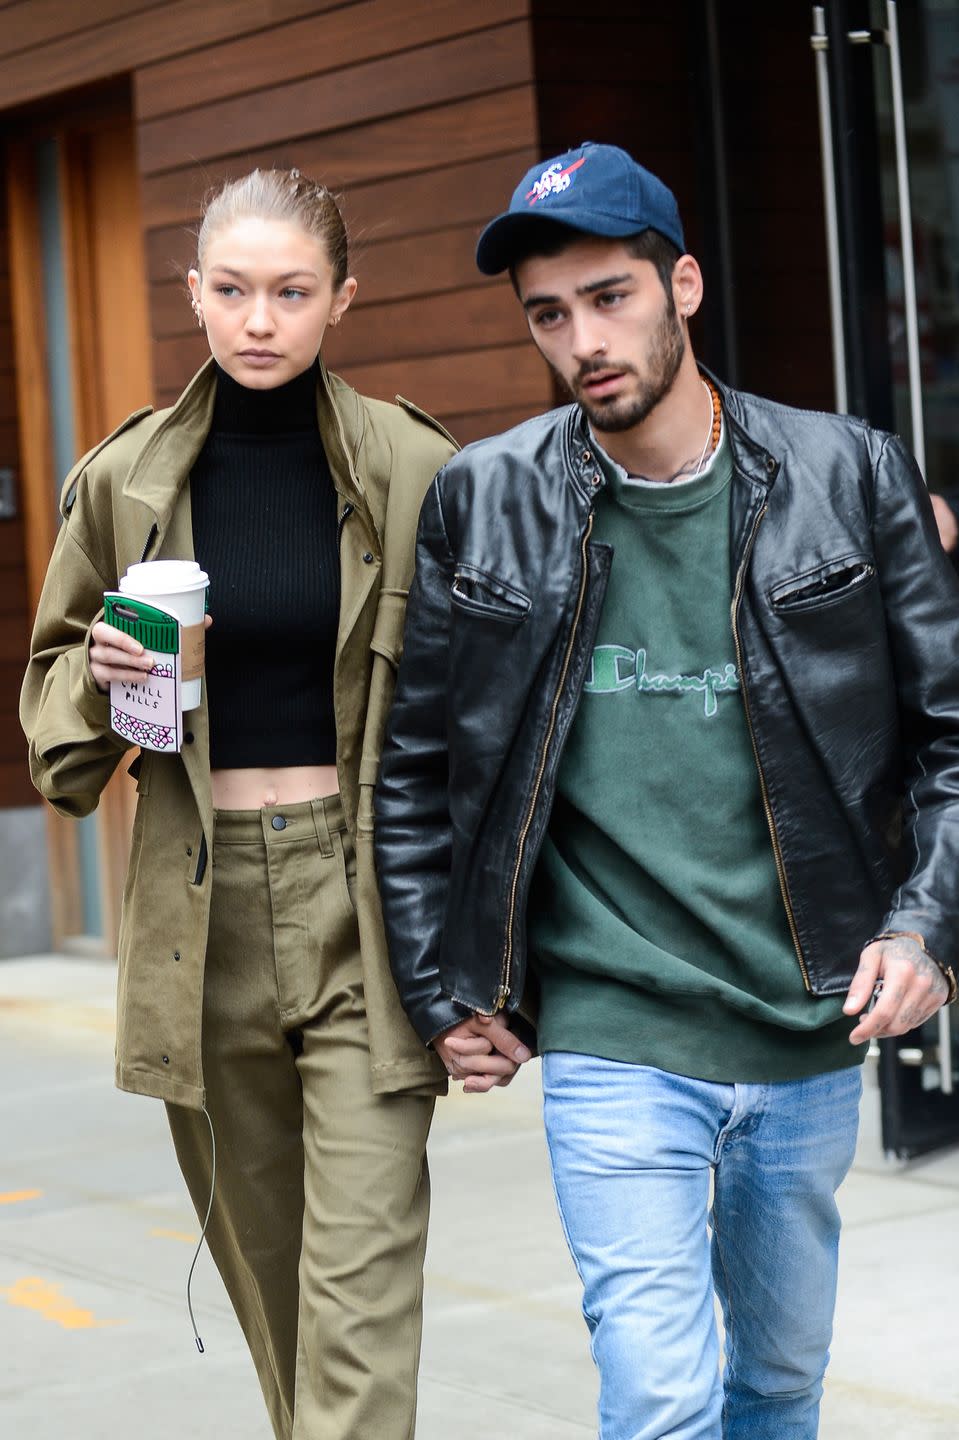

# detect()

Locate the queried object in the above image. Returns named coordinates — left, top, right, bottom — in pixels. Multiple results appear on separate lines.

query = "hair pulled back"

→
left=196, top=168, right=349, bottom=288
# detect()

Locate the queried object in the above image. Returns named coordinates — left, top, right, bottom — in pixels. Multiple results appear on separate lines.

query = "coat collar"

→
left=122, top=355, right=373, bottom=530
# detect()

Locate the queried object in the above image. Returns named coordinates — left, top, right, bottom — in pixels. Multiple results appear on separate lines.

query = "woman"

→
left=20, top=169, right=454, bottom=1439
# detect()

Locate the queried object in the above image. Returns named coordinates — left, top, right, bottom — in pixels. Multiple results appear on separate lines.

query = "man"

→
left=374, top=143, right=958, bottom=1439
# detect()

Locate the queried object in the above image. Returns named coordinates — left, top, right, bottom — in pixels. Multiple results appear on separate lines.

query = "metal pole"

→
left=811, top=7, right=849, bottom=414
left=885, top=0, right=927, bottom=475
left=938, top=1008, right=953, bottom=1096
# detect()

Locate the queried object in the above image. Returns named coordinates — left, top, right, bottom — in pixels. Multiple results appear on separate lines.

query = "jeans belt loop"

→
left=310, top=797, right=335, bottom=858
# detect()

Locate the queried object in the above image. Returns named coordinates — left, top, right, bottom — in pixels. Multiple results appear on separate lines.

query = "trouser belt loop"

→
left=310, top=797, right=335, bottom=858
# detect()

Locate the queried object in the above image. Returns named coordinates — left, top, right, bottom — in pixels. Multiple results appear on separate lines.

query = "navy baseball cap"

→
left=475, top=142, right=685, bottom=276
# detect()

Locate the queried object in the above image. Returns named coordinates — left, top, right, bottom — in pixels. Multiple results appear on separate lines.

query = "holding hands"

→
left=436, top=1013, right=532, bottom=1094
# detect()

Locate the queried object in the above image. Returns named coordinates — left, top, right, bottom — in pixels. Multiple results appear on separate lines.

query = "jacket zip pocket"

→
left=496, top=512, right=595, bottom=1010
left=138, top=524, right=159, bottom=564
left=731, top=504, right=810, bottom=990
left=770, top=559, right=875, bottom=613
left=191, top=834, right=208, bottom=887
left=337, top=502, right=354, bottom=542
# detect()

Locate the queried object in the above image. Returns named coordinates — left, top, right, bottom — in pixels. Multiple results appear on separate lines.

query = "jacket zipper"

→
left=138, top=524, right=158, bottom=564
left=730, top=503, right=811, bottom=991
left=496, top=511, right=595, bottom=1010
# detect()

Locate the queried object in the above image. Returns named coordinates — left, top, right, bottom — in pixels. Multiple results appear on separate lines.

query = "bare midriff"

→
left=211, top=764, right=339, bottom=810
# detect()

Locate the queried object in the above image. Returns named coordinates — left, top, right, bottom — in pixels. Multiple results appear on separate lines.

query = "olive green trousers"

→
left=166, top=795, right=434, bottom=1440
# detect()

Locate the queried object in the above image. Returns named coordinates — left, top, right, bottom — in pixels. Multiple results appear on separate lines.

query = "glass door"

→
left=812, top=0, right=959, bottom=1158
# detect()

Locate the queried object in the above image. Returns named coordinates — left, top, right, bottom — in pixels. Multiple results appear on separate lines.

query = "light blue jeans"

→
left=542, top=1055, right=862, bottom=1440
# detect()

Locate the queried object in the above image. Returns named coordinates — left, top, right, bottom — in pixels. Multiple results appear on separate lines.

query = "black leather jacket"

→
left=375, top=377, right=959, bottom=1045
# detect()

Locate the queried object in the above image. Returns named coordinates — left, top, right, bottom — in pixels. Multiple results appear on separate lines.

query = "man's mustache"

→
left=575, top=360, right=638, bottom=384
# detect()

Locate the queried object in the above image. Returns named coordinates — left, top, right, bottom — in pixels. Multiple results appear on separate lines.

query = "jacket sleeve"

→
left=19, top=489, right=131, bottom=819
left=374, top=475, right=472, bottom=1045
left=872, top=434, right=959, bottom=994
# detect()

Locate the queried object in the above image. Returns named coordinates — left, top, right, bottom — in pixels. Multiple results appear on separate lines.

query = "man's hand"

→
left=435, top=1013, right=532, bottom=1095
left=843, top=934, right=949, bottom=1043
left=930, top=493, right=958, bottom=554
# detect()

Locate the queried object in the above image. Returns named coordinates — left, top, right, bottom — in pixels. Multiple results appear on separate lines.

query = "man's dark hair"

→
left=507, top=221, right=682, bottom=296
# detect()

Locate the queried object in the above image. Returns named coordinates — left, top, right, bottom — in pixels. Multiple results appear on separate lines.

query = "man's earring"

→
left=191, top=297, right=204, bottom=328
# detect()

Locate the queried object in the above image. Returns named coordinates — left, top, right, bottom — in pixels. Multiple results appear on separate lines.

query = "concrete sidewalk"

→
left=1, top=954, right=957, bottom=1437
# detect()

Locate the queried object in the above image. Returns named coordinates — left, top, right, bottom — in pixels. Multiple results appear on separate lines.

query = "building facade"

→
left=1, top=0, right=955, bottom=1152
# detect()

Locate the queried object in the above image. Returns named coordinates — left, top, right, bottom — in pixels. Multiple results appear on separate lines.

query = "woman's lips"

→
left=239, top=350, right=282, bottom=367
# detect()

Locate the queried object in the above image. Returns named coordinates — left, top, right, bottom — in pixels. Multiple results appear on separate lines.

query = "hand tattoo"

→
left=882, top=934, right=949, bottom=1028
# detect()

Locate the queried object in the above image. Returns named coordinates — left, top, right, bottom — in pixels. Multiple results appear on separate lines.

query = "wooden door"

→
left=6, top=90, right=153, bottom=952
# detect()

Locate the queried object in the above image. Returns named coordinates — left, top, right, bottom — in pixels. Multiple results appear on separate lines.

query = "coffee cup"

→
left=119, top=560, right=209, bottom=711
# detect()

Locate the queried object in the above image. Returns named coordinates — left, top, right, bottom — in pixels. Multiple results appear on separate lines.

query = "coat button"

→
left=186, top=846, right=192, bottom=857
left=161, top=1054, right=170, bottom=1064
left=184, top=732, right=194, bottom=744
left=363, top=552, right=375, bottom=564
left=271, top=815, right=287, bottom=831
left=173, top=951, right=180, bottom=961
left=765, top=456, right=776, bottom=474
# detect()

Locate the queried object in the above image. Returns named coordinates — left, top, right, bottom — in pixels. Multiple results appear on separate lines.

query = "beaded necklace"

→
left=693, top=377, right=723, bottom=477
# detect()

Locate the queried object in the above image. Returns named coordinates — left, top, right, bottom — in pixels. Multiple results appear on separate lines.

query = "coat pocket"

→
left=769, top=556, right=876, bottom=614
left=450, top=565, right=531, bottom=623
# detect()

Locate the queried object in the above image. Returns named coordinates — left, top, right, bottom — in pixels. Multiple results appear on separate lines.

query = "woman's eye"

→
left=215, top=284, right=239, bottom=297
left=280, top=287, right=307, bottom=300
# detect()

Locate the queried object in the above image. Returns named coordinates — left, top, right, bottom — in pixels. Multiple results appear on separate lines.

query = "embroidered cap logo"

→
left=526, top=156, right=587, bottom=206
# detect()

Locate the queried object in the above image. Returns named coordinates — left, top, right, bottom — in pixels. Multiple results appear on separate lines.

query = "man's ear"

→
left=672, top=254, right=704, bottom=320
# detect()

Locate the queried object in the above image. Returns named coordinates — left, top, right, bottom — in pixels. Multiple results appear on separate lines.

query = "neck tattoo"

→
left=629, top=379, right=723, bottom=485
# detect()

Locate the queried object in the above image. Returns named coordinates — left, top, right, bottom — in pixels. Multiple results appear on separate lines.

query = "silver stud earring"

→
left=191, top=297, right=204, bottom=329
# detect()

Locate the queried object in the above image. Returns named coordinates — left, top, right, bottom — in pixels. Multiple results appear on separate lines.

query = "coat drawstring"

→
left=187, top=1105, right=216, bottom=1354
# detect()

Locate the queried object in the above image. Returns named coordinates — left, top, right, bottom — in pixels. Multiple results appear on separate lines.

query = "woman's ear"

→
left=330, top=275, right=358, bottom=326
left=187, top=268, right=202, bottom=306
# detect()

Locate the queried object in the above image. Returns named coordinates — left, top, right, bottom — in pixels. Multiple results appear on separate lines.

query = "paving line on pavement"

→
left=850, top=1161, right=959, bottom=1195
left=0, top=1075, right=112, bottom=1108
left=838, top=1196, right=959, bottom=1231
left=0, top=1238, right=237, bottom=1322
left=1, top=1275, right=124, bottom=1330
left=826, top=1374, right=959, bottom=1423
left=425, top=1270, right=583, bottom=1327
left=419, top=1372, right=594, bottom=1432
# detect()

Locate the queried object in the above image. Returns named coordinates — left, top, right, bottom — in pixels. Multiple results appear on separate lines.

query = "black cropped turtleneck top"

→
left=189, top=362, right=340, bottom=768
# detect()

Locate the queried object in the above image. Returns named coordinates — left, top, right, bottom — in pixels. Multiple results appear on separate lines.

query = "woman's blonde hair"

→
left=196, top=168, right=349, bottom=287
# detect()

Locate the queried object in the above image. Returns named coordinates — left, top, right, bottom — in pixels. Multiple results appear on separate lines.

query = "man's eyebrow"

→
left=576, top=272, right=635, bottom=295
left=522, top=273, right=636, bottom=310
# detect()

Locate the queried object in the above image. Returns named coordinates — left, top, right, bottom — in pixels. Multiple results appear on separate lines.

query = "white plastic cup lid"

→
left=120, top=561, right=209, bottom=594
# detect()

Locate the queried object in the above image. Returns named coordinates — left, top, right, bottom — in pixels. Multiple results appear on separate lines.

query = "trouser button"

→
left=271, top=815, right=287, bottom=831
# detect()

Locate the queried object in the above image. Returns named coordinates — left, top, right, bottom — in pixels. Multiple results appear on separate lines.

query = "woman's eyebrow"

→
left=207, top=266, right=319, bottom=281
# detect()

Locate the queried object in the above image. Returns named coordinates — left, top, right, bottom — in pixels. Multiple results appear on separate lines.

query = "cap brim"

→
left=475, top=209, right=648, bottom=276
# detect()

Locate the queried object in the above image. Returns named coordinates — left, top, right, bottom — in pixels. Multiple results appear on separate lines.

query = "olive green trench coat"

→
left=20, top=358, right=455, bottom=1108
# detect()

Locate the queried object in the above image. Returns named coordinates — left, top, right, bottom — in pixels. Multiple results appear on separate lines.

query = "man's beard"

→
left=556, top=290, right=686, bottom=433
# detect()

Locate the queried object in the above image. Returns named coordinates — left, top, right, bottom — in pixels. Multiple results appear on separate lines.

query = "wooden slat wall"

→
left=132, top=0, right=548, bottom=440
left=0, top=1, right=551, bottom=442
left=0, top=164, right=35, bottom=808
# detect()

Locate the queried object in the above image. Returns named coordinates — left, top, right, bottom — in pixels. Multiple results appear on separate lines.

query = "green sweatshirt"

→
left=528, top=428, right=861, bottom=1082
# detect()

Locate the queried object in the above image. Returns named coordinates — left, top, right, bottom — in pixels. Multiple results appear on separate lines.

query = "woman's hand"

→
left=435, top=1013, right=532, bottom=1094
left=89, top=614, right=212, bottom=692
left=88, top=620, right=157, bottom=692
